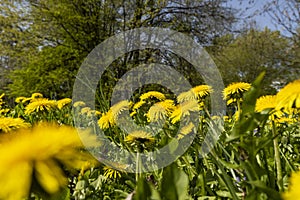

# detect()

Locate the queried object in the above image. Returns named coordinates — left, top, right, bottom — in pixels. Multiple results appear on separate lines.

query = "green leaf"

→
left=49, top=187, right=70, bottom=200
left=248, top=180, right=281, bottom=200
left=160, top=163, right=191, bottom=200
left=133, top=177, right=152, bottom=200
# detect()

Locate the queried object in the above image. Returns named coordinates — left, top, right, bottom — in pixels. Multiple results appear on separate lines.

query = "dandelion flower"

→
left=0, top=93, right=4, bottom=99
left=255, top=95, right=284, bottom=120
left=177, top=122, right=195, bottom=139
left=146, top=99, right=176, bottom=122
left=0, top=108, right=10, bottom=116
left=223, top=82, right=251, bottom=105
left=103, top=166, right=122, bottom=179
left=80, top=106, right=92, bottom=114
left=282, top=170, right=300, bottom=200
left=31, top=92, right=43, bottom=99
left=140, top=91, right=166, bottom=101
left=0, top=117, right=30, bottom=133
left=73, top=101, right=86, bottom=108
left=133, top=100, right=146, bottom=110
left=110, top=100, right=130, bottom=118
left=177, top=90, right=195, bottom=103
left=25, top=98, right=57, bottom=115
left=22, top=97, right=32, bottom=103
left=57, top=98, right=72, bottom=109
left=130, top=100, right=146, bottom=116
left=15, top=97, right=27, bottom=104
left=276, top=79, right=300, bottom=112
left=170, top=100, right=201, bottom=124
left=125, top=130, right=155, bottom=144
left=98, top=100, right=131, bottom=128
left=177, top=85, right=213, bottom=103
left=0, top=123, right=98, bottom=200
left=98, top=110, right=115, bottom=129
left=192, top=85, right=213, bottom=99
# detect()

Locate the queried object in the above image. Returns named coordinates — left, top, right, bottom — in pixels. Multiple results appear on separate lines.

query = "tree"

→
left=1, top=0, right=237, bottom=98
left=209, top=28, right=291, bottom=94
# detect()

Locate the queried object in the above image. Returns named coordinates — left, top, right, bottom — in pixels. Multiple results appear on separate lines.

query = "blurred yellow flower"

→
left=282, top=170, right=300, bottom=200
left=276, top=79, right=300, bottom=112
left=57, top=98, right=72, bottom=109
left=22, top=97, right=32, bottom=103
left=80, top=106, right=92, bottom=114
left=140, top=91, right=166, bottom=101
left=25, top=98, right=57, bottom=115
left=15, top=97, right=27, bottom=104
left=146, top=99, right=176, bottom=122
left=223, top=82, right=251, bottom=105
left=0, top=117, right=30, bottom=133
left=170, top=100, right=202, bottom=124
left=0, top=123, right=98, bottom=200
left=73, top=101, right=86, bottom=107
left=0, top=108, right=10, bottom=116
left=31, top=92, right=43, bottom=99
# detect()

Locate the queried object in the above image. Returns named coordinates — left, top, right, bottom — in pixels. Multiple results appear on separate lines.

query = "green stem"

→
left=236, top=99, right=241, bottom=120
left=272, top=121, right=283, bottom=192
left=136, top=152, right=142, bottom=182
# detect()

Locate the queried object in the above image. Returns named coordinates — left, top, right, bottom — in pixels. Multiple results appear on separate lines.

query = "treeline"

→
left=0, top=0, right=299, bottom=99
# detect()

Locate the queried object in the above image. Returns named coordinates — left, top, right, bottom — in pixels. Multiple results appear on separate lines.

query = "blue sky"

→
left=227, top=0, right=282, bottom=32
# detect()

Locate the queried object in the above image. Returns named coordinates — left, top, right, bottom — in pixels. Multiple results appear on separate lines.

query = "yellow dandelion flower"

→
left=177, top=85, right=213, bottom=103
left=223, top=82, right=251, bottom=105
left=80, top=106, right=92, bottom=114
left=110, top=100, right=130, bottom=118
left=145, top=99, right=176, bottom=122
left=0, top=117, right=30, bottom=133
left=25, top=98, right=57, bottom=115
left=276, top=80, right=300, bottom=112
left=125, top=130, right=155, bottom=144
left=177, top=90, right=195, bottom=103
left=133, top=100, right=146, bottom=110
left=0, top=93, right=5, bottom=99
left=255, top=95, right=284, bottom=120
left=103, top=166, right=122, bottom=179
left=192, top=85, right=213, bottom=98
left=31, top=93, right=43, bottom=99
left=15, top=97, right=27, bottom=104
left=0, top=123, right=98, bottom=200
left=73, top=101, right=86, bottom=107
left=57, top=98, right=72, bottom=109
left=274, top=117, right=296, bottom=124
left=282, top=170, right=300, bottom=200
left=98, top=110, right=115, bottom=129
left=0, top=108, right=10, bottom=116
left=170, top=100, right=201, bottom=124
left=22, top=97, right=32, bottom=104
left=177, top=122, right=195, bottom=139
left=140, top=91, right=166, bottom=101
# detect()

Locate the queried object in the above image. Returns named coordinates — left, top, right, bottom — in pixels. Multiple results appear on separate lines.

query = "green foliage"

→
left=1, top=0, right=236, bottom=98
left=210, top=28, right=293, bottom=94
